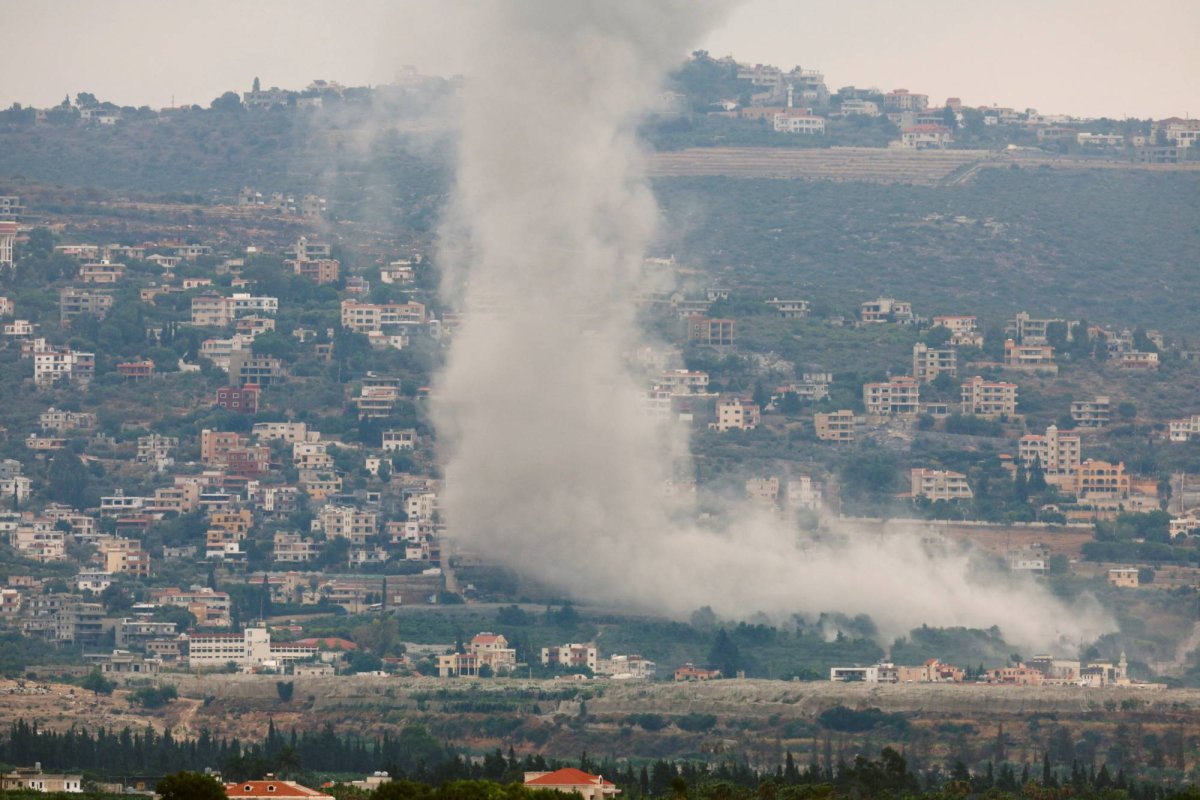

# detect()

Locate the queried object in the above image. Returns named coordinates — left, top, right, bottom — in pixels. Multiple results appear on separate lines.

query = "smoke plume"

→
left=433, top=1, right=1113, bottom=651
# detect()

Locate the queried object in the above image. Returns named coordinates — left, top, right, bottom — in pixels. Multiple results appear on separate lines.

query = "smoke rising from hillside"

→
left=432, top=1, right=1113, bottom=650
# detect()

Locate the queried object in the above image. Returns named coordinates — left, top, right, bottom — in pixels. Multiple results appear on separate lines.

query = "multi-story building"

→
left=884, top=89, right=929, bottom=112
left=814, top=409, right=857, bottom=442
left=228, top=352, right=284, bottom=386
left=437, top=632, right=519, bottom=677
left=1071, top=397, right=1111, bottom=428
left=13, top=519, right=66, bottom=561
left=293, top=440, right=333, bottom=470
left=1074, top=460, right=1130, bottom=502
left=1116, top=351, right=1159, bottom=370
left=542, top=642, right=599, bottom=673
left=114, top=617, right=180, bottom=649
left=59, top=287, right=113, bottom=325
left=1169, top=415, right=1200, bottom=443
left=100, top=539, right=152, bottom=578
left=315, top=505, right=378, bottom=545
left=657, top=369, right=710, bottom=394
left=1003, top=339, right=1057, bottom=372
left=765, top=298, right=809, bottom=318
left=0, top=221, right=15, bottom=269
left=863, top=376, right=919, bottom=415
left=595, top=654, right=657, bottom=680
left=191, top=293, right=279, bottom=327
left=860, top=297, right=913, bottom=324
left=773, top=111, right=826, bottom=134
left=686, top=316, right=736, bottom=347
left=78, top=261, right=124, bottom=284
left=1, top=766, right=82, bottom=793
left=187, top=627, right=316, bottom=670
left=340, top=299, right=427, bottom=333
left=273, top=532, right=320, bottom=563
left=901, top=124, right=953, bottom=149
left=931, top=315, right=983, bottom=347
left=39, top=407, right=96, bottom=432
left=253, top=421, right=312, bottom=443
left=216, top=385, right=261, bottom=413
left=53, top=601, right=104, bottom=645
left=289, top=257, right=340, bottom=285
left=960, top=376, right=1018, bottom=418
left=201, top=429, right=247, bottom=466
left=1019, top=425, right=1081, bottom=476
left=0, top=196, right=24, bottom=222
left=153, top=587, right=232, bottom=627
left=712, top=397, right=760, bottom=431
left=912, top=342, right=957, bottom=382
left=911, top=468, right=973, bottom=501
left=1004, top=312, right=1065, bottom=344
left=33, top=348, right=94, bottom=387
left=382, top=429, right=417, bottom=451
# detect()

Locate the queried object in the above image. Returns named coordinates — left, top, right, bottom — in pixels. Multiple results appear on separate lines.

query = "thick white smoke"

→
left=432, top=1, right=1114, bottom=651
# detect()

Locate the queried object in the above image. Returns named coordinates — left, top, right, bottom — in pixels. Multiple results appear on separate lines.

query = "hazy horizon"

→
left=2, top=0, right=1197, bottom=120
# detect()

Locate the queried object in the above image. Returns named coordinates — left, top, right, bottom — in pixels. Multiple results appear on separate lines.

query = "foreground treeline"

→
left=2, top=721, right=1198, bottom=800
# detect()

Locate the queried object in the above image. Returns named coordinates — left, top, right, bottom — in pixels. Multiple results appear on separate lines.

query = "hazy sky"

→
left=2, top=0, right=1197, bottom=119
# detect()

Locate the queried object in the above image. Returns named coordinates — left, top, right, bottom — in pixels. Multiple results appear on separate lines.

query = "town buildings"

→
left=960, top=376, right=1018, bottom=418
left=863, top=376, right=919, bottom=416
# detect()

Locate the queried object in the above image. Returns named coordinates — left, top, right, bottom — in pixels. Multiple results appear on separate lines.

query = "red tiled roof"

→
left=526, top=769, right=614, bottom=788
left=225, top=781, right=332, bottom=799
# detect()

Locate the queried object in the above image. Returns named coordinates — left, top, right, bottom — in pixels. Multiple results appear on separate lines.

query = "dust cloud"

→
left=431, top=1, right=1113, bottom=651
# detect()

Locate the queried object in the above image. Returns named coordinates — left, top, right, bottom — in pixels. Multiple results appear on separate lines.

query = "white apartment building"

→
left=861, top=297, right=913, bottom=324
left=382, top=429, right=417, bottom=451
left=960, top=376, right=1018, bottom=418
left=657, top=369, right=710, bottom=394
left=773, top=112, right=826, bottom=134
left=253, top=421, right=313, bottom=443
left=314, top=505, right=378, bottom=545
left=187, top=627, right=316, bottom=670
left=542, top=643, right=599, bottom=672
left=340, top=299, right=426, bottom=333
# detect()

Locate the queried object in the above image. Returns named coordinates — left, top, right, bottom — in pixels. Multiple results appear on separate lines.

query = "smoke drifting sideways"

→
left=431, top=1, right=1114, bottom=652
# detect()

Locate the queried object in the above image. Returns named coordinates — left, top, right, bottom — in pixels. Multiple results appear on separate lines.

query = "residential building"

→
left=712, top=397, right=760, bottom=431
left=773, top=111, right=826, bottom=134
left=911, top=468, right=973, bottom=501
left=1074, top=460, right=1130, bottom=502
left=765, top=298, right=809, bottom=318
left=59, top=288, right=113, bottom=324
left=745, top=477, right=780, bottom=504
left=786, top=475, right=822, bottom=510
left=863, top=376, right=919, bottom=416
left=1003, top=339, right=1057, bottom=372
left=686, top=316, right=735, bottom=347
left=0, top=196, right=24, bottom=222
left=1, top=766, right=82, bottom=793
left=33, top=348, right=94, bottom=387
left=595, top=654, right=656, bottom=680
left=1117, top=351, right=1159, bottom=370
left=39, top=408, right=96, bottom=432
left=860, top=297, right=913, bottom=324
left=0, top=221, right=14, bottom=269
left=191, top=293, right=278, bottom=327
left=437, top=632, right=518, bottom=677
left=931, top=315, right=983, bottom=347
left=901, top=124, right=952, bottom=149
left=253, top=421, right=312, bottom=443
left=224, top=780, right=333, bottom=800
left=912, top=342, right=957, bottom=382
left=675, top=663, right=721, bottom=681
left=293, top=441, right=333, bottom=470
left=100, top=539, right=152, bottom=578
left=153, top=586, right=232, bottom=626
left=316, top=505, right=378, bottom=545
left=228, top=352, right=284, bottom=386
left=137, top=433, right=178, bottom=468
left=1019, top=425, right=1081, bottom=476
left=1071, top=397, right=1111, bottom=428
left=1152, top=117, right=1200, bottom=148
left=382, top=429, right=417, bottom=451
left=340, top=299, right=427, bottom=333
left=1169, top=416, right=1200, bottom=442
left=960, top=376, right=1018, bottom=418
left=201, top=429, right=247, bottom=465
left=273, top=532, right=320, bottom=563
left=814, top=410, right=857, bottom=442
left=117, top=360, right=155, bottom=380
left=523, top=770, right=617, bottom=800
left=1108, top=568, right=1139, bottom=589
left=85, top=650, right=162, bottom=679
left=289, top=257, right=340, bottom=284
left=884, top=89, right=929, bottom=112
left=53, top=601, right=104, bottom=645
left=657, top=369, right=710, bottom=394
left=542, top=643, right=599, bottom=673
left=78, top=261, right=124, bottom=284
left=1005, top=312, right=1064, bottom=344
left=216, top=385, right=261, bottom=413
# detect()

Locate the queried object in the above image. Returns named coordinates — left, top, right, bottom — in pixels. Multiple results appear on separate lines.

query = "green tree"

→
left=47, top=451, right=89, bottom=508
left=81, top=668, right=114, bottom=695
left=156, top=772, right=227, bottom=800
left=707, top=629, right=741, bottom=678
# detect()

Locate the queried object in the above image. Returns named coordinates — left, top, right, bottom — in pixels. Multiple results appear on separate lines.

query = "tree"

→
left=156, top=772, right=227, bottom=800
left=276, top=681, right=294, bottom=702
left=81, top=668, right=114, bottom=695
left=707, top=629, right=740, bottom=678
left=47, top=451, right=89, bottom=508
left=210, top=92, right=242, bottom=112
left=1117, top=401, right=1137, bottom=420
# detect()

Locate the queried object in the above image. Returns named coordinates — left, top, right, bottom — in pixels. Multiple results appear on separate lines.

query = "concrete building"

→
left=1075, top=460, right=1130, bottom=502
left=773, top=111, right=826, bottom=134
left=340, top=299, right=426, bottom=333
left=912, top=342, right=957, bottom=382
left=59, top=288, right=113, bottom=324
left=1071, top=397, right=1111, bottom=428
left=1004, top=339, right=1057, bottom=372
left=437, top=632, right=518, bottom=677
left=863, top=376, right=919, bottom=416
left=0, top=221, right=15, bottom=269
left=911, top=468, right=973, bottom=501
left=1019, top=425, right=1081, bottom=477
left=901, top=124, right=952, bottom=149
left=765, top=298, right=809, bottom=318
left=686, top=316, right=735, bottom=347
left=931, top=315, right=982, bottom=347
left=1169, top=415, right=1200, bottom=442
left=542, top=643, right=599, bottom=673
left=712, top=397, right=760, bottom=431
left=1004, top=312, right=1064, bottom=345
left=960, top=376, right=1018, bottom=418
left=860, top=297, right=913, bottom=324
left=595, top=654, right=656, bottom=680
left=188, top=627, right=316, bottom=670
left=2, top=766, right=82, bottom=793
left=1108, top=568, right=1139, bottom=588
left=814, top=410, right=857, bottom=442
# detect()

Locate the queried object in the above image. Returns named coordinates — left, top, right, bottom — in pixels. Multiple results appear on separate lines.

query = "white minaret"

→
left=786, top=83, right=794, bottom=108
